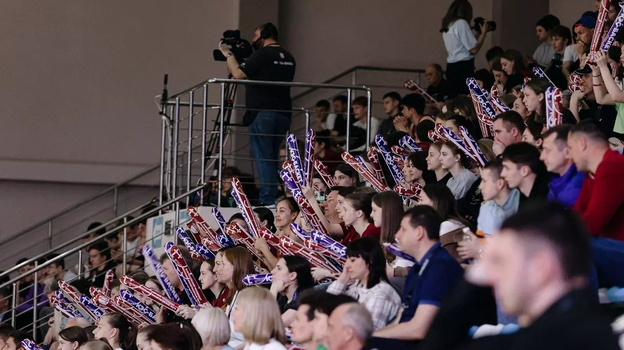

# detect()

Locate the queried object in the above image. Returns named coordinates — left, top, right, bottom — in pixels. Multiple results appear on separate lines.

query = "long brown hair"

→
left=372, top=191, right=404, bottom=245
left=222, top=246, right=255, bottom=303
left=441, top=0, right=473, bottom=32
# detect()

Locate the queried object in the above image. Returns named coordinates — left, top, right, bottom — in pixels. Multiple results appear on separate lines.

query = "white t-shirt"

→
left=226, top=291, right=245, bottom=348
left=533, top=41, right=555, bottom=67
left=443, top=19, right=477, bottom=63
left=243, top=339, right=286, bottom=350
left=322, top=113, right=338, bottom=131
left=563, top=45, right=578, bottom=63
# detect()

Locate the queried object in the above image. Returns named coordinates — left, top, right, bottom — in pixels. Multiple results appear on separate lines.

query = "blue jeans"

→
left=248, top=112, right=291, bottom=205
left=591, top=237, right=624, bottom=288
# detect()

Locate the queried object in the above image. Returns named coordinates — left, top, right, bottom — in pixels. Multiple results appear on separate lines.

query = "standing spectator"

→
left=500, top=49, right=527, bottom=93
left=373, top=206, right=463, bottom=341
left=350, top=96, right=379, bottom=153
left=377, top=92, right=403, bottom=146
left=425, top=64, right=451, bottom=102
left=569, top=120, right=624, bottom=241
left=492, top=111, right=525, bottom=154
left=315, top=100, right=336, bottom=132
left=440, top=0, right=490, bottom=96
left=501, top=142, right=551, bottom=207
left=219, top=23, right=296, bottom=207
left=533, top=15, right=560, bottom=67
left=326, top=303, right=373, bottom=350
left=540, top=125, right=585, bottom=208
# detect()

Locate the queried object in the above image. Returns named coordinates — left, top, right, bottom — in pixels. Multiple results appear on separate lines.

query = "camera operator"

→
left=218, top=22, right=296, bottom=207
left=440, top=0, right=492, bottom=97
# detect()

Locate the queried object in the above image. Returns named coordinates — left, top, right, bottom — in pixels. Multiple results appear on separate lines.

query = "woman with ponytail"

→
left=92, top=313, right=137, bottom=350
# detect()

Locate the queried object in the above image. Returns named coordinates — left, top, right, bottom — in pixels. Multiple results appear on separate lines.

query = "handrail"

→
left=168, top=78, right=370, bottom=100
left=0, top=191, right=157, bottom=280
left=0, top=162, right=160, bottom=249
left=291, top=65, right=426, bottom=101
left=0, top=185, right=203, bottom=290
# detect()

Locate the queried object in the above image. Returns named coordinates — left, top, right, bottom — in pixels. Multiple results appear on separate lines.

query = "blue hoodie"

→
left=547, top=164, right=585, bottom=208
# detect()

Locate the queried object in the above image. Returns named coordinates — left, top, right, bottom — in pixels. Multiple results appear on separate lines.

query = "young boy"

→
left=476, top=159, right=521, bottom=239
left=5, top=330, right=28, bottom=350
left=547, top=25, right=573, bottom=89
left=458, top=159, right=520, bottom=259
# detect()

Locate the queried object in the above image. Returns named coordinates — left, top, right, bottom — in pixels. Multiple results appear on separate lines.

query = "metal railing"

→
left=0, top=163, right=160, bottom=268
left=0, top=185, right=204, bottom=337
left=160, top=78, right=372, bottom=208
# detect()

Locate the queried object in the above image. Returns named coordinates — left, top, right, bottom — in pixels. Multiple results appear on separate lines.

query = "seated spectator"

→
left=547, top=25, right=573, bottom=88
left=330, top=95, right=349, bottom=138
left=474, top=159, right=520, bottom=239
left=269, top=255, right=314, bottom=326
left=523, top=122, right=544, bottom=149
left=198, top=260, right=226, bottom=309
left=0, top=324, right=14, bottom=350
left=501, top=49, right=527, bottom=94
left=206, top=167, right=243, bottom=208
left=439, top=141, right=478, bottom=200
left=92, top=313, right=137, bottom=350
left=473, top=68, right=494, bottom=93
left=451, top=95, right=481, bottom=137
left=17, top=257, right=48, bottom=315
left=144, top=323, right=201, bottom=350
left=491, top=61, right=509, bottom=93
left=46, top=254, right=77, bottom=283
left=501, top=142, right=551, bottom=207
left=231, top=287, right=286, bottom=350
left=0, top=291, right=11, bottom=323
left=340, top=192, right=380, bottom=246
left=315, top=99, right=336, bottom=132
left=314, top=130, right=343, bottom=174
left=540, top=125, right=585, bottom=208
left=327, top=237, right=401, bottom=331
left=291, top=290, right=358, bottom=350
left=6, top=331, right=28, bottom=350
left=568, top=16, right=596, bottom=77
left=82, top=222, right=106, bottom=245
left=192, top=308, right=234, bottom=350
left=426, top=142, right=452, bottom=185
left=326, top=303, right=373, bottom=350
left=255, top=198, right=301, bottom=269
left=311, top=173, right=328, bottom=194
left=462, top=202, right=620, bottom=349
left=403, top=151, right=436, bottom=187
left=425, top=64, right=451, bottom=102
left=371, top=191, right=410, bottom=278
left=332, top=164, right=359, bottom=187
left=80, top=340, right=113, bottom=350
left=87, top=242, right=116, bottom=289
left=444, top=115, right=477, bottom=139
left=485, top=46, right=505, bottom=71
left=592, top=50, right=624, bottom=137
left=394, top=94, right=433, bottom=139
left=572, top=64, right=617, bottom=134
left=15, top=258, right=35, bottom=301
left=499, top=94, right=516, bottom=110
left=228, top=213, right=249, bottom=233
left=419, top=184, right=473, bottom=237
left=493, top=111, right=525, bottom=154
left=569, top=120, right=624, bottom=241
left=415, top=119, right=435, bottom=147
left=377, top=92, right=403, bottom=146
left=511, top=93, right=531, bottom=121
left=524, top=78, right=575, bottom=126
left=533, top=15, right=559, bottom=68
left=350, top=96, right=379, bottom=153
left=374, top=206, right=463, bottom=341
left=59, top=326, right=89, bottom=350
left=66, top=317, right=92, bottom=329
left=214, top=246, right=255, bottom=347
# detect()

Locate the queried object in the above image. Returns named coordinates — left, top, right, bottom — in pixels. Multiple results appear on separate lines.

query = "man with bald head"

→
left=425, top=63, right=451, bottom=101
left=326, top=303, right=373, bottom=350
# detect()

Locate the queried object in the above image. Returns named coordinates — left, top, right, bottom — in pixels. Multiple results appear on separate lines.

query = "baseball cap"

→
left=575, top=16, right=597, bottom=29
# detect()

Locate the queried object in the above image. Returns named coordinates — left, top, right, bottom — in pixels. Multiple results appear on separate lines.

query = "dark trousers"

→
left=446, top=58, right=475, bottom=97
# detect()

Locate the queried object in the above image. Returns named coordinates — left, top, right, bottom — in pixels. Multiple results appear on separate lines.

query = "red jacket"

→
left=573, top=150, right=624, bottom=241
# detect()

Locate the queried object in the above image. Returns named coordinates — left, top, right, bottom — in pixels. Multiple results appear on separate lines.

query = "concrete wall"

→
left=550, top=0, right=596, bottom=28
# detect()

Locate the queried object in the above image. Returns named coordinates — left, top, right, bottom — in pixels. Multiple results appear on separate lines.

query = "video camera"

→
left=213, top=30, right=254, bottom=62
left=473, top=17, right=497, bottom=34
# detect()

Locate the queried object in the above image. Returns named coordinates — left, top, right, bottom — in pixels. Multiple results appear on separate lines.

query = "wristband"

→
left=593, top=83, right=602, bottom=86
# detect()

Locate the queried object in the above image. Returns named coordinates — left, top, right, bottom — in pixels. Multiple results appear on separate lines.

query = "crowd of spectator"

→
left=4, top=1, right=624, bottom=350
